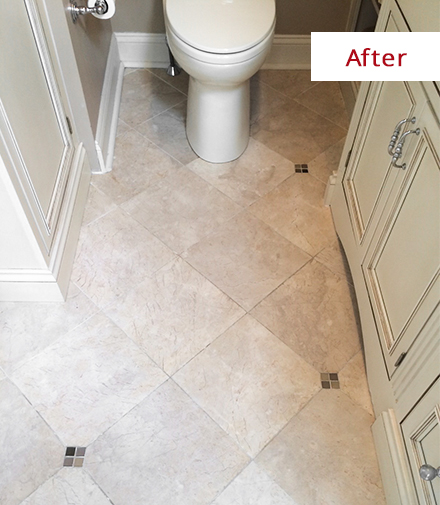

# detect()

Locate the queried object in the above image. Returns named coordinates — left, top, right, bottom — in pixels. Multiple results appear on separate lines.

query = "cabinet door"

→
left=401, top=379, right=440, bottom=504
left=0, top=0, right=76, bottom=252
left=361, top=91, right=440, bottom=376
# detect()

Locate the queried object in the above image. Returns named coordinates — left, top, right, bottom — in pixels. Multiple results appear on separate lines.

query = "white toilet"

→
left=164, top=0, right=276, bottom=163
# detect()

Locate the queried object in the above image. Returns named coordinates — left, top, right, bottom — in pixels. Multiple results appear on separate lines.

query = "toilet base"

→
left=186, top=77, right=250, bottom=163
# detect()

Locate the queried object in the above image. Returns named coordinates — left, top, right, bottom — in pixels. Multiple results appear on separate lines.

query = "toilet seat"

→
left=165, top=0, right=276, bottom=54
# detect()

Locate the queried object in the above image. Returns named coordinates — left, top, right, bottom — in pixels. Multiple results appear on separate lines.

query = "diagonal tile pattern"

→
left=3, top=68, right=385, bottom=505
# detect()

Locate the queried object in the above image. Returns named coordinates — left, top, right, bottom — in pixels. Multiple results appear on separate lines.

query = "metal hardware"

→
left=66, top=117, right=73, bottom=135
left=419, top=464, right=440, bottom=482
left=388, top=117, right=416, bottom=156
left=394, top=351, right=407, bottom=368
left=69, top=1, right=108, bottom=23
left=166, top=44, right=181, bottom=77
left=391, top=128, right=420, bottom=169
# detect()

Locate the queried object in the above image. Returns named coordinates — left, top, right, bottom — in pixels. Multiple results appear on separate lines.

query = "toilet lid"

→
left=166, top=0, right=276, bottom=54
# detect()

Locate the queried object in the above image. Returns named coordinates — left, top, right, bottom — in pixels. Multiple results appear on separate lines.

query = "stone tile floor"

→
left=0, top=69, right=386, bottom=505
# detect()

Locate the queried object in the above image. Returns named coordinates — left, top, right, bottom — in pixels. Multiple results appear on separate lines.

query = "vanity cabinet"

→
left=330, top=0, right=440, bottom=503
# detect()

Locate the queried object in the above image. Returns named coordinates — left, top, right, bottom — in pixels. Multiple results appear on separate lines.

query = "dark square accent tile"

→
left=74, top=458, right=84, bottom=467
left=65, top=447, right=76, bottom=457
left=301, top=164, right=308, bottom=169
left=63, top=457, right=74, bottom=467
left=301, top=168, right=309, bottom=173
left=76, top=447, right=87, bottom=457
left=329, top=373, right=339, bottom=381
left=321, top=381, right=331, bottom=389
left=295, top=167, right=302, bottom=173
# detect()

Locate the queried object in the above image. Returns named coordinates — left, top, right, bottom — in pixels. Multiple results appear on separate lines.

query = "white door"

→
left=0, top=0, right=78, bottom=252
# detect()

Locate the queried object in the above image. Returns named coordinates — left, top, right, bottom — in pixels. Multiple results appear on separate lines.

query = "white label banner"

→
left=311, top=32, right=440, bottom=81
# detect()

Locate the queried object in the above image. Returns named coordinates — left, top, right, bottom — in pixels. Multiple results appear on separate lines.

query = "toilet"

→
left=164, top=0, right=276, bottom=163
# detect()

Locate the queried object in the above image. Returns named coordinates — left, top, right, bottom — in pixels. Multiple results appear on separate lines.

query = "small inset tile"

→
left=295, top=163, right=309, bottom=173
left=320, top=373, right=329, bottom=381
left=63, top=457, right=74, bottom=467
left=321, top=381, right=331, bottom=389
left=329, top=373, right=339, bottom=381
left=76, top=447, right=86, bottom=457
left=321, top=372, right=340, bottom=389
left=65, top=447, right=76, bottom=457
left=74, top=458, right=84, bottom=467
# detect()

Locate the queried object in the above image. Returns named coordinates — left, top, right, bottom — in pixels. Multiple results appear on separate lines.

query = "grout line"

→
left=145, top=68, right=189, bottom=97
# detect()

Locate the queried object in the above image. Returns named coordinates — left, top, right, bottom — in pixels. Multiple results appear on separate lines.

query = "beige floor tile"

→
left=256, top=69, right=314, bottom=99
left=82, top=184, right=117, bottom=226
left=250, top=77, right=290, bottom=125
left=256, top=390, right=385, bottom=505
left=249, top=173, right=338, bottom=256
left=315, top=239, right=353, bottom=283
left=183, top=212, right=311, bottom=311
left=11, top=313, right=167, bottom=446
left=122, top=169, right=241, bottom=254
left=251, top=260, right=361, bottom=372
left=148, top=68, right=190, bottom=95
left=0, top=284, right=98, bottom=374
left=86, top=380, right=249, bottom=505
left=187, top=138, right=296, bottom=207
left=212, top=462, right=298, bottom=505
left=21, top=469, right=112, bottom=505
left=72, top=208, right=175, bottom=309
left=104, top=257, right=245, bottom=375
left=175, top=315, right=320, bottom=457
left=119, top=69, right=186, bottom=127
left=0, top=380, right=63, bottom=505
left=116, top=118, right=131, bottom=137
left=251, top=99, right=347, bottom=164
left=295, top=81, right=350, bottom=130
left=339, top=351, right=374, bottom=416
left=136, top=101, right=198, bottom=165
left=92, top=129, right=182, bottom=205
left=308, top=137, right=346, bottom=184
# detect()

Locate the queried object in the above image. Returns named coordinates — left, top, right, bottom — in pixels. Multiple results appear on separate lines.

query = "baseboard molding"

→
left=95, top=35, right=125, bottom=174
left=263, top=35, right=311, bottom=70
left=115, top=32, right=311, bottom=70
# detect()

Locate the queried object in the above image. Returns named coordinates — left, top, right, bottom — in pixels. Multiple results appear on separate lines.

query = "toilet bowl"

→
left=164, top=0, right=275, bottom=163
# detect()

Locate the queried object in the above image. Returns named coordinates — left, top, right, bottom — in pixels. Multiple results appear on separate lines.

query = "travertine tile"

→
left=308, top=137, right=346, bottom=184
left=251, top=260, right=361, bottom=372
left=86, top=380, right=249, bottom=505
left=249, top=173, right=338, bottom=256
left=256, top=70, right=314, bottom=99
left=21, top=469, right=112, bottom=505
left=148, top=68, right=190, bottom=95
left=11, top=313, right=167, bottom=446
left=0, top=380, right=63, bottom=505
left=104, top=257, right=244, bottom=374
left=82, top=184, right=117, bottom=226
left=0, top=368, right=5, bottom=381
left=116, top=118, right=131, bottom=137
left=339, top=351, right=374, bottom=416
left=175, top=315, right=320, bottom=457
left=256, top=391, right=385, bottom=505
left=72, top=207, right=175, bottom=309
left=295, top=81, right=350, bottom=129
left=0, top=284, right=98, bottom=374
left=121, top=169, right=242, bottom=254
left=315, top=239, right=353, bottom=284
left=119, top=69, right=186, bottom=127
left=250, top=77, right=289, bottom=125
left=92, top=129, right=182, bottom=205
left=183, top=212, right=311, bottom=311
left=251, top=99, right=347, bottom=164
left=187, top=138, right=296, bottom=207
left=212, top=463, right=297, bottom=505
left=136, top=101, right=197, bottom=165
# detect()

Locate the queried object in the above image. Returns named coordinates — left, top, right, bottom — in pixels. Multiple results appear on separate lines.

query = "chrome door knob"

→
left=419, top=464, right=440, bottom=481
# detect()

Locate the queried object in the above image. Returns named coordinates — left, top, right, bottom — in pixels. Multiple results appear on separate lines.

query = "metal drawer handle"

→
left=388, top=117, right=416, bottom=155
left=391, top=128, right=420, bottom=170
left=420, top=464, right=440, bottom=481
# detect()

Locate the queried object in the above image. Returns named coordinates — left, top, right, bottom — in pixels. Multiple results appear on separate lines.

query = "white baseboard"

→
left=95, top=35, right=125, bottom=174
left=115, top=32, right=311, bottom=70
left=263, top=35, right=311, bottom=70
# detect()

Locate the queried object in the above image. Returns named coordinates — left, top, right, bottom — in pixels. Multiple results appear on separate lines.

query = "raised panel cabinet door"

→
left=401, top=379, right=440, bottom=505
left=362, top=92, right=440, bottom=376
left=0, top=0, right=75, bottom=250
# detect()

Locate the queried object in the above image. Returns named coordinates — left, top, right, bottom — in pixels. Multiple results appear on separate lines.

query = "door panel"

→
left=0, top=0, right=74, bottom=244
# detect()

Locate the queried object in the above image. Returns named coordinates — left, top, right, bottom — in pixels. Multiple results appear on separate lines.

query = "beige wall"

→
left=111, top=0, right=351, bottom=34
left=65, top=3, right=113, bottom=135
